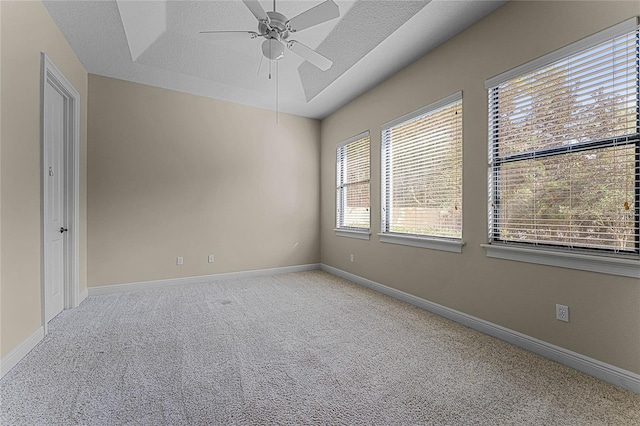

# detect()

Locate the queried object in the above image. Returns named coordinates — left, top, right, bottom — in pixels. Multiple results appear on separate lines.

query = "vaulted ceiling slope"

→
left=43, top=0, right=506, bottom=119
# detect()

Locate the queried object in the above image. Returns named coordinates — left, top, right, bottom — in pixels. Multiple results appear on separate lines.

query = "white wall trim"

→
left=320, top=264, right=640, bottom=394
left=0, top=327, right=44, bottom=379
left=334, top=228, right=371, bottom=240
left=336, top=131, right=370, bottom=149
left=78, top=288, right=88, bottom=304
left=485, top=17, right=639, bottom=88
left=378, top=233, right=464, bottom=253
left=87, top=264, right=321, bottom=296
left=481, top=244, right=640, bottom=279
left=40, top=52, right=81, bottom=337
left=381, top=91, right=463, bottom=130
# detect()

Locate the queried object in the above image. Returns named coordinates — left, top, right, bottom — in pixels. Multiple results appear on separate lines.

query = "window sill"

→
left=334, top=228, right=371, bottom=240
left=378, top=233, right=464, bottom=253
left=481, top=244, right=640, bottom=278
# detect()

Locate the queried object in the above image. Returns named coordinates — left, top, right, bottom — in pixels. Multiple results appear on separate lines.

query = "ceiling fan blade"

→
left=287, top=0, right=339, bottom=32
left=242, top=0, right=269, bottom=22
left=200, top=31, right=259, bottom=41
left=288, top=40, right=333, bottom=71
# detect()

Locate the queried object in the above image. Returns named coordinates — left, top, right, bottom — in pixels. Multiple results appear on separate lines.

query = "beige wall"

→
left=87, top=75, right=320, bottom=287
left=0, top=1, right=88, bottom=358
left=1, top=0, right=636, bottom=378
left=320, top=1, right=640, bottom=374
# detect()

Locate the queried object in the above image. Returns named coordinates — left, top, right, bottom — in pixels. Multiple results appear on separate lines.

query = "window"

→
left=486, top=20, right=639, bottom=270
left=336, top=132, right=370, bottom=238
left=381, top=92, right=463, bottom=251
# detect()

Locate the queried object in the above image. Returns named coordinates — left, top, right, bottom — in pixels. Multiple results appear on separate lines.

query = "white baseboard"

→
left=321, top=264, right=640, bottom=394
left=78, top=288, right=88, bottom=305
left=0, top=326, right=44, bottom=379
left=88, top=263, right=321, bottom=296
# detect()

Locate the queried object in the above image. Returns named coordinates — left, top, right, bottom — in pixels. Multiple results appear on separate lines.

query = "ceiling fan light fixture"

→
left=261, top=38, right=285, bottom=60
left=202, top=0, right=339, bottom=69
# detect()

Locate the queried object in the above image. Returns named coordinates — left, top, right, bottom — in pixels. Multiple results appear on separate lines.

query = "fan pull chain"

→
left=276, top=60, right=279, bottom=124
left=268, top=43, right=272, bottom=79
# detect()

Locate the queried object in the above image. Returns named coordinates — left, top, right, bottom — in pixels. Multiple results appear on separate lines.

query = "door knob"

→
left=60, top=227, right=68, bottom=233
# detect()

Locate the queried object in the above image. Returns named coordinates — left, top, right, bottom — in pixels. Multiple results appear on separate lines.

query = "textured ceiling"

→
left=43, top=0, right=506, bottom=119
left=299, top=1, right=428, bottom=101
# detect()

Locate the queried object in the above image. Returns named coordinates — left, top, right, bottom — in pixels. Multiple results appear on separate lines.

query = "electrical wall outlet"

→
left=177, top=256, right=184, bottom=266
left=349, top=254, right=354, bottom=263
left=208, top=254, right=215, bottom=263
left=556, top=304, right=569, bottom=322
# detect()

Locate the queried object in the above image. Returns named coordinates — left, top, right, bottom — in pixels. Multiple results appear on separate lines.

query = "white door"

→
left=43, top=81, right=66, bottom=323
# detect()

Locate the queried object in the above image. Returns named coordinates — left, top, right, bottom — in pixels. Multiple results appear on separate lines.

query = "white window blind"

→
left=487, top=25, right=640, bottom=255
left=336, top=132, right=370, bottom=230
left=381, top=92, right=463, bottom=239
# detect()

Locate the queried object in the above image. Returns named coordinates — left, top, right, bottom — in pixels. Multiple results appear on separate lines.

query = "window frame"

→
left=379, top=91, right=464, bottom=253
left=335, top=131, right=371, bottom=240
left=484, top=17, right=640, bottom=278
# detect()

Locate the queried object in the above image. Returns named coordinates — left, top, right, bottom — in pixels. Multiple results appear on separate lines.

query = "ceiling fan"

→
left=200, top=0, right=339, bottom=71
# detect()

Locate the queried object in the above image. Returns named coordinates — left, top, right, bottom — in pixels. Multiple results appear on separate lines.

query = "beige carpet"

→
left=1, top=270, right=638, bottom=425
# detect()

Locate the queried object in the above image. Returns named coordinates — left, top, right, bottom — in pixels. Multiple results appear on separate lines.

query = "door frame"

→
left=40, top=53, right=80, bottom=333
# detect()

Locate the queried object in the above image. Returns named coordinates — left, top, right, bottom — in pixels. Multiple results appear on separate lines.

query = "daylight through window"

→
left=487, top=26, right=640, bottom=255
left=336, top=132, right=371, bottom=230
left=381, top=92, right=463, bottom=240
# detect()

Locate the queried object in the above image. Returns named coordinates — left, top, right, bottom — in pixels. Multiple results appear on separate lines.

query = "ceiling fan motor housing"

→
left=260, top=11, right=289, bottom=60
left=260, top=11, right=289, bottom=39
left=200, top=1, right=337, bottom=70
